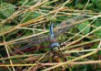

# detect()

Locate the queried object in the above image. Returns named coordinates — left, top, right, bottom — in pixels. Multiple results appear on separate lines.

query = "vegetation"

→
left=0, top=0, right=101, bottom=71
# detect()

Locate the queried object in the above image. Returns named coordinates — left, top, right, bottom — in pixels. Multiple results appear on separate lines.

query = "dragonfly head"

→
left=50, top=42, right=60, bottom=48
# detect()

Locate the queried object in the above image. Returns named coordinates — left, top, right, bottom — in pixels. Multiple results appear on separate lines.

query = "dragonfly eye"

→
left=51, top=42, right=60, bottom=48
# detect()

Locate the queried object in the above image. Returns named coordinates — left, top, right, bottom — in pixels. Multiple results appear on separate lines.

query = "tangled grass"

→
left=0, top=0, right=101, bottom=71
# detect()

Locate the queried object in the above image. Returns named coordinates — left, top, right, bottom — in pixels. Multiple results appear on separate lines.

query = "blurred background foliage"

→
left=0, top=0, right=101, bottom=71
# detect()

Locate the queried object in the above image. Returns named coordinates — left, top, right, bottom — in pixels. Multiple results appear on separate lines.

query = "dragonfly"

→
left=49, top=23, right=67, bottom=61
left=15, top=14, right=90, bottom=51
left=49, top=23, right=60, bottom=49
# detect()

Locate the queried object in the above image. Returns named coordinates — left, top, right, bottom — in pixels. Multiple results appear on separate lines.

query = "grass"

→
left=0, top=0, right=101, bottom=71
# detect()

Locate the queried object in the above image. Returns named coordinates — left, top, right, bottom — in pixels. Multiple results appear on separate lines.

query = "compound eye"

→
left=51, top=42, right=60, bottom=48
